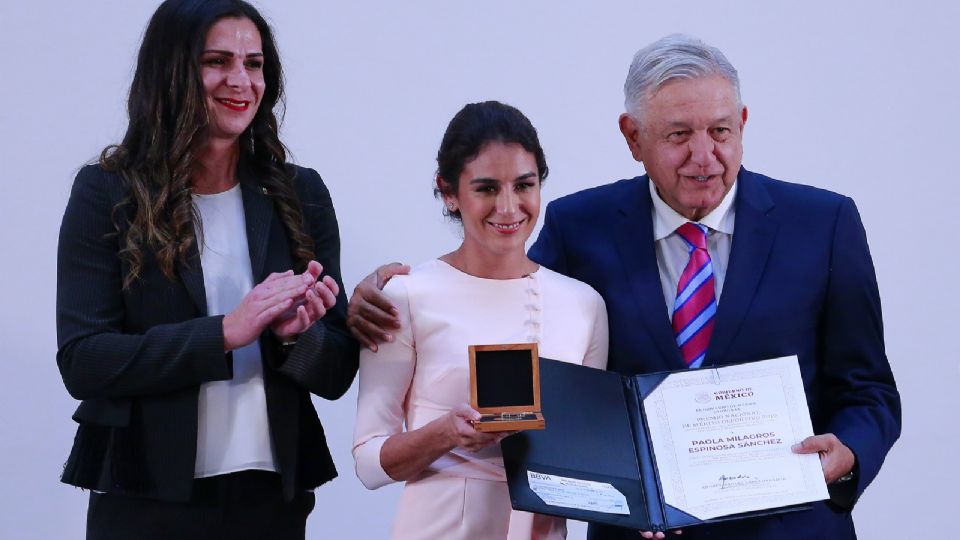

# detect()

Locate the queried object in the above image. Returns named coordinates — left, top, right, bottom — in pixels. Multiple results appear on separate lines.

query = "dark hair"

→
left=102, top=0, right=314, bottom=287
left=434, top=101, right=549, bottom=221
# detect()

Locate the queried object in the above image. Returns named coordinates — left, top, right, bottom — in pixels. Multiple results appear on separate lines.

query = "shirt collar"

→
left=650, top=178, right=737, bottom=241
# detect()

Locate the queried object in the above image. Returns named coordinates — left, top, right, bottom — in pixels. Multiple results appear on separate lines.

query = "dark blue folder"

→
left=501, top=358, right=811, bottom=533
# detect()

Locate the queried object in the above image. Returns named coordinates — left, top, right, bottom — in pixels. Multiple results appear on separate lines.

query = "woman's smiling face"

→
left=200, top=17, right=265, bottom=144
left=444, top=142, right=541, bottom=262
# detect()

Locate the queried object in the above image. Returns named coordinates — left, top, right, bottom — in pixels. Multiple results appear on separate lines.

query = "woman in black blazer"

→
left=56, top=1, right=358, bottom=538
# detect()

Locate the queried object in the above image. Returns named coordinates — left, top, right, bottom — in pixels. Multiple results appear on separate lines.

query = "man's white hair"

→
left=624, top=34, right=742, bottom=120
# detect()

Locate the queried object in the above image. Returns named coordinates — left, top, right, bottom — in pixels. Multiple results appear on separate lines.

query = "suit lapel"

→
left=177, top=172, right=275, bottom=315
left=179, top=238, right=208, bottom=316
left=708, top=169, right=778, bottom=366
left=614, top=176, right=685, bottom=371
left=239, top=172, right=275, bottom=282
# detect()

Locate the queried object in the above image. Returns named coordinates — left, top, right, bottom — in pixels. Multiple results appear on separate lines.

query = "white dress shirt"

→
left=650, top=180, right=738, bottom=317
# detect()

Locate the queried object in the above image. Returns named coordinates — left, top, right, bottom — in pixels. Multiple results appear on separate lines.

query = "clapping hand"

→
left=223, top=261, right=338, bottom=351
left=271, top=261, right=339, bottom=342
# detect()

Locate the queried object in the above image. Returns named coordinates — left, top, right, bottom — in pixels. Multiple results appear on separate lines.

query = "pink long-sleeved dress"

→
left=353, top=260, right=609, bottom=539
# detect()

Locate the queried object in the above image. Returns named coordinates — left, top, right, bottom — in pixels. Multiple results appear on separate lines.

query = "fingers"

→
left=449, top=405, right=507, bottom=451
left=265, top=269, right=294, bottom=282
left=349, top=315, right=392, bottom=352
left=357, top=278, right=400, bottom=322
left=376, top=262, right=411, bottom=288
left=272, top=306, right=307, bottom=342
left=236, top=266, right=340, bottom=348
left=258, top=273, right=311, bottom=300
left=348, top=268, right=402, bottom=349
left=347, top=292, right=399, bottom=349
left=821, top=438, right=854, bottom=483
left=296, top=304, right=311, bottom=329
left=459, top=432, right=505, bottom=452
left=452, top=403, right=481, bottom=421
left=356, top=269, right=397, bottom=316
left=260, top=280, right=309, bottom=311
left=449, top=405, right=480, bottom=435
left=305, top=260, right=323, bottom=280
left=302, top=289, right=326, bottom=321
left=352, top=326, right=380, bottom=352
left=255, top=297, right=294, bottom=327
left=792, top=433, right=854, bottom=483
left=321, top=275, right=340, bottom=298
left=256, top=269, right=328, bottom=317
left=278, top=284, right=331, bottom=337
left=235, top=276, right=306, bottom=335
left=791, top=434, right=832, bottom=454
left=248, top=275, right=313, bottom=340
left=315, top=277, right=338, bottom=310
left=357, top=298, right=400, bottom=329
left=263, top=265, right=339, bottom=309
left=347, top=310, right=393, bottom=351
left=352, top=282, right=400, bottom=328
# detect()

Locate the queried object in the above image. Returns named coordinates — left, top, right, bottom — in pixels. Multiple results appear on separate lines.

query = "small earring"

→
left=447, top=203, right=457, bottom=211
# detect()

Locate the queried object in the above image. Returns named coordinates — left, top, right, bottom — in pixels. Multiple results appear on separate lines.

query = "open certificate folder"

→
left=501, top=356, right=828, bottom=532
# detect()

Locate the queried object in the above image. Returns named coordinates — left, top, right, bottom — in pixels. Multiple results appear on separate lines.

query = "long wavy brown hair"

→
left=102, top=0, right=314, bottom=288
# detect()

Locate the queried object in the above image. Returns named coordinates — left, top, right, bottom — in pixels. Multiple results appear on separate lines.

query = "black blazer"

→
left=56, top=163, right=359, bottom=502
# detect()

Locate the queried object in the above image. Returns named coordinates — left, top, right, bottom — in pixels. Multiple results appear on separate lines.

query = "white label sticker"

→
left=527, top=470, right=630, bottom=515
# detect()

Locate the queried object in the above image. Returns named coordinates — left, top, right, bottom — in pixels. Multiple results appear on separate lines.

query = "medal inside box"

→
left=469, top=343, right=545, bottom=432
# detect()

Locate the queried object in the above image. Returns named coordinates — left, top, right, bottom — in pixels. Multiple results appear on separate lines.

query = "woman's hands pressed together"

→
left=271, top=261, right=340, bottom=342
left=223, top=260, right=338, bottom=351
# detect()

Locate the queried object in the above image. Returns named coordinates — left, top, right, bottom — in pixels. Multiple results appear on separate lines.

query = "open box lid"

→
left=469, top=343, right=541, bottom=415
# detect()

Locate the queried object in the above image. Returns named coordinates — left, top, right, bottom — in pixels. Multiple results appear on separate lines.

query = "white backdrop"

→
left=0, top=1, right=956, bottom=538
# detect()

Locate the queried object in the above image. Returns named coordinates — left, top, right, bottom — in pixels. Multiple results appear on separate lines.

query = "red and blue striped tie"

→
left=672, top=223, right=716, bottom=368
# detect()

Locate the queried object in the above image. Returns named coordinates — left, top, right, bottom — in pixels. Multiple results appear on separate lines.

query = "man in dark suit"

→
left=349, top=34, right=899, bottom=540
left=528, top=34, right=899, bottom=539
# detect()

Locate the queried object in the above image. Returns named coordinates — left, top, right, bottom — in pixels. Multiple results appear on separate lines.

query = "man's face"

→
left=619, top=75, right=747, bottom=221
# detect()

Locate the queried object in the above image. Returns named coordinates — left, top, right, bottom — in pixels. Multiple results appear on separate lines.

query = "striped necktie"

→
left=672, top=222, right=716, bottom=368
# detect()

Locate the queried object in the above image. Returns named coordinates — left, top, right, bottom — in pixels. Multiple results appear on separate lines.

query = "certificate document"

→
left=643, top=356, right=828, bottom=520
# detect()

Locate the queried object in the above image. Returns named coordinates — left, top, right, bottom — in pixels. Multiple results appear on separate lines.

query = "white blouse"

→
left=192, top=185, right=276, bottom=478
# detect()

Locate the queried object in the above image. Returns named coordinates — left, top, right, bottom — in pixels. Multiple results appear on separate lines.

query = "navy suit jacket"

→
left=529, top=168, right=900, bottom=540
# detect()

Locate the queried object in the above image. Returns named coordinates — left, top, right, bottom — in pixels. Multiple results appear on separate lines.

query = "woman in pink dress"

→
left=353, top=101, right=609, bottom=539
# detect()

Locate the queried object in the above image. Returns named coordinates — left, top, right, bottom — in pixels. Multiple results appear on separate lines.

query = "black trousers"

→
left=87, top=470, right=315, bottom=540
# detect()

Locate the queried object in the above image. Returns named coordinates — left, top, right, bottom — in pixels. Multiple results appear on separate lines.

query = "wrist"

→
left=222, top=313, right=239, bottom=352
left=271, top=326, right=298, bottom=343
left=836, top=470, right=855, bottom=483
left=836, top=457, right=857, bottom=484
left=431, top=414, right=460, bottom=452
left=274, top=331, right=298, bottom=354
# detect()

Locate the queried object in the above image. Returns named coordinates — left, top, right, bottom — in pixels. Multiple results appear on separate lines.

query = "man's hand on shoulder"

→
left=347, top=262, right=410, bottom=351
left=792, top=433, right=856, bottom=484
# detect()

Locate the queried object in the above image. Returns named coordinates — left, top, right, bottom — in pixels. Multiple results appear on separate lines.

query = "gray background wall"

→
left=1, top=0, right=955, bottom=537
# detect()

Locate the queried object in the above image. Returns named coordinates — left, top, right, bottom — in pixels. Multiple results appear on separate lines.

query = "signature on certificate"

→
left=719, top=474, right=752, bottom=490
